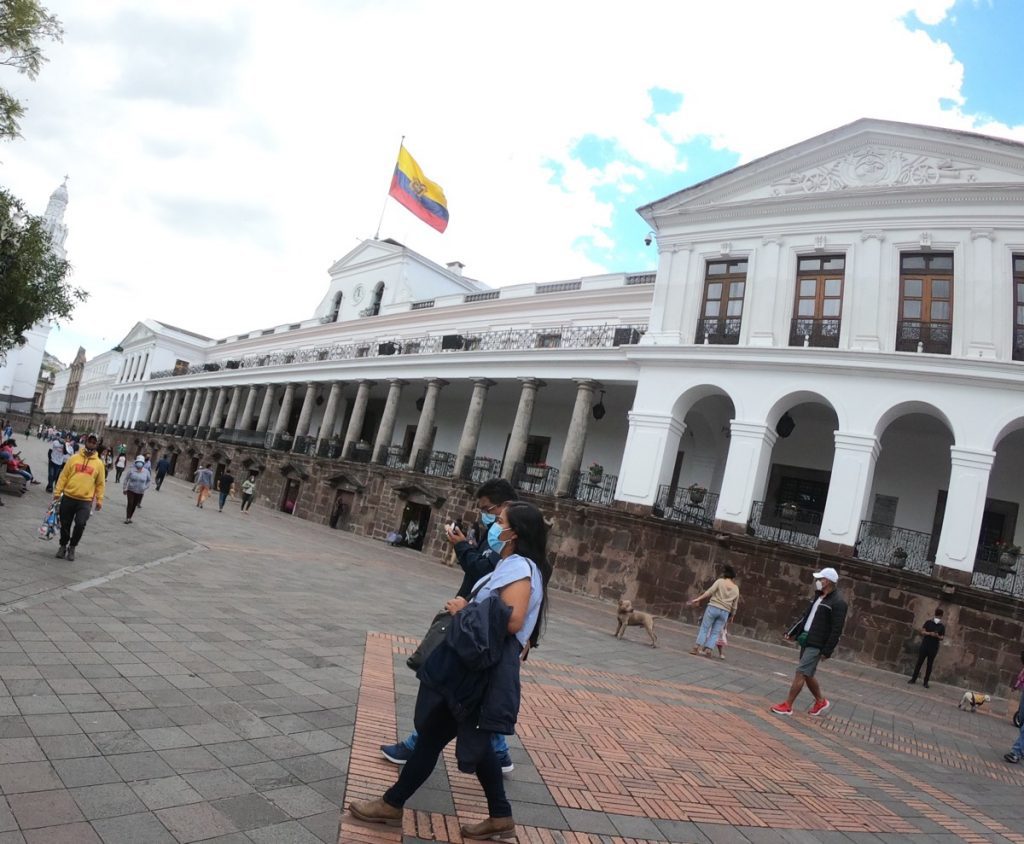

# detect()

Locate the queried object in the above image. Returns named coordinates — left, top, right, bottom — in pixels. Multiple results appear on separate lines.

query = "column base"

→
left=932, top=564, right=974, bottom=588
left=816, top=539, right=856, bottom=557
left=713, top=519, right=747, bottom=536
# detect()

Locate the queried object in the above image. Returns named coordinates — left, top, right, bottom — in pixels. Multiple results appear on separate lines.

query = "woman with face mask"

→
left=351, top=501, right=552, bottom=840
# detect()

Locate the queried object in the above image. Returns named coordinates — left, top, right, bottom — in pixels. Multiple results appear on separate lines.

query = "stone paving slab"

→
left=0, top=436, right=1020, bottom=842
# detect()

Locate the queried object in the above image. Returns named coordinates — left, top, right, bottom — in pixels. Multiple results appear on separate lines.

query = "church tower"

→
left=42, top=176, right=69, bottom=260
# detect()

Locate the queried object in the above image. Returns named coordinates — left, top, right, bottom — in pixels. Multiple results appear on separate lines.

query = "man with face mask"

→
left=908, top=607, right=945, bottom=688
left=771, top=567, right=848, bottom=717
left=52, top=433, right=106, bottom=562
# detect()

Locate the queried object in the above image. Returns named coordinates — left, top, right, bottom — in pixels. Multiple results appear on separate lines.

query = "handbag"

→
left=407, top=575, right=491, bottom=671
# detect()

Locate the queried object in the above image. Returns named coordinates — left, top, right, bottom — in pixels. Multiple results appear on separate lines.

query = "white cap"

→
left=813, top=567, right=839, bottom=583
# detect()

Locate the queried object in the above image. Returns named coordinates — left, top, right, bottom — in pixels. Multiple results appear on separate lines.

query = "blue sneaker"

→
left=497, top=750, right=514, bottom=775
left=380, top=741, right=414, bottom=765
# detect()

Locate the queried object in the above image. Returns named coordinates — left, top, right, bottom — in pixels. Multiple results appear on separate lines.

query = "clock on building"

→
left=352, top=284, right=365, bottom=303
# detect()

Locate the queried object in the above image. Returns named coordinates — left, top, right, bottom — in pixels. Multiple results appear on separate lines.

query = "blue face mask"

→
left=487, top=522, right=507, bottom=554
left=480, top=512, right=496, bottom=526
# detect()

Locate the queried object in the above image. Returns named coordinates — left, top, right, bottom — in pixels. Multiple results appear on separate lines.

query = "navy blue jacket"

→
left=454, top=536, right=500, bottom=599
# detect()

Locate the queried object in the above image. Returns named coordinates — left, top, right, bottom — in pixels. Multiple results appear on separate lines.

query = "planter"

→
left=892, top=557, right=907, bottom=570
left=525, top=467, right=545, bottom=478
left=588, top=472, right=603, bottom=485
left=688, top=488, right=706, bottom=505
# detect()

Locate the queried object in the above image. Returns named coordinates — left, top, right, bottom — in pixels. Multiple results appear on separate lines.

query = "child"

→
left=716, top=622, right=729, bottom=659
left=1012, top=650, right=1024, bottom=729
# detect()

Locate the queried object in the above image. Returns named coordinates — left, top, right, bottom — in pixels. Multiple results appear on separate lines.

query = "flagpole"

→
left=374, top=136, right=405, bottom=241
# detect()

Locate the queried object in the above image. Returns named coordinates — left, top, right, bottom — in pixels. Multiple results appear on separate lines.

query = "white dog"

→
left=958, top=691, right=991, bottom=712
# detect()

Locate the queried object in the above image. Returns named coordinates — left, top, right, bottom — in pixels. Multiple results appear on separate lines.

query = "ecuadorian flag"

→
left=388, top=147, right=449, bottom=233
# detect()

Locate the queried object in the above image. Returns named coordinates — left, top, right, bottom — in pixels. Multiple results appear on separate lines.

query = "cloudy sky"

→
left=4, top=0, right=1024, bottom=364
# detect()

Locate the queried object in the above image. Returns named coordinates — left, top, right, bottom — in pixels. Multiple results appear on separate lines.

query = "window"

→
left=523, top=436, right=550, bottom=466
left=790, top=256, right=844, bottom=348
left=696, top=260, right=747, bottom=344
left=402, top=342, right=421, bottom=355
left=1014, top=255, right=1024, bottom=361
left=355, top=346, right=369, bottom=358
left=369, top=283, right=385, bottom=317
left=897, top=252, right=953, bottom=354
left=172, top=359, right=189, bottom=376
left=329, top=292, right=343, bottom=322
left=536, top=333, right=562, bottom=349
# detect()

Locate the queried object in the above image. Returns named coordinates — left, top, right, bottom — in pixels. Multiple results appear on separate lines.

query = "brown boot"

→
left=347, top=797, right=402, bottom=826
left=461, top=815, right=516, bottom=840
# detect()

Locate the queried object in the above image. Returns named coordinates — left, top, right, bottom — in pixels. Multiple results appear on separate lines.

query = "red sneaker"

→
left=808, top=698, right=831, bottom=716
left=770, top=702, right=793, bottom=715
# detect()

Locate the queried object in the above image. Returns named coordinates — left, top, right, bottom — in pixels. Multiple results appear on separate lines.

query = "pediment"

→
left=117, top=321, right=158, bottom=350
left=392, top=482, right=446, bottom=508
left=326, top=473, right=365, bottom=492
left=279, top=462, right=309, bottom=480
left=326, top=239, right=404, bottom=275
left=642, top=119, right=1024, bottom=219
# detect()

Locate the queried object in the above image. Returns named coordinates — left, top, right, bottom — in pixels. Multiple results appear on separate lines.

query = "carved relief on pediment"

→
left=770, top=146, right=979, bottom=195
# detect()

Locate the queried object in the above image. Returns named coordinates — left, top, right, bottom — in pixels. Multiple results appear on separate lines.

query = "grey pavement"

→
left=0, top=435, right=1019, bottom=843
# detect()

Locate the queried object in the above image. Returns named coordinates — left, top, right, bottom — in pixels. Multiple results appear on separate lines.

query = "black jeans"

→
left=155, top=472, right=166, bottom=490
left=241, top=493, right=253, bottom=511
left=912, top=648, right=937, bottom=684
left=125, top=491, right=143, bottom=519
left=383, top=703, right=510, bottom=818
left=47, top=460, right=62, bottom=488
left=58, top=497, right=92, bottom=548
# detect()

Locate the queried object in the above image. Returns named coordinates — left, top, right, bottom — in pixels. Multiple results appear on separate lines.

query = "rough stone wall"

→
left=120, top=429, right=1024, bottom=692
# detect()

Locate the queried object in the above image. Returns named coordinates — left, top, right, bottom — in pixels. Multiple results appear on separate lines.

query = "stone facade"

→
left=121, top=429, right=1023, bottom=692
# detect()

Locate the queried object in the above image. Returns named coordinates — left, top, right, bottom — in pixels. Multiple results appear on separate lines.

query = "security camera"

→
left=644, top=235, right=652, bottom=246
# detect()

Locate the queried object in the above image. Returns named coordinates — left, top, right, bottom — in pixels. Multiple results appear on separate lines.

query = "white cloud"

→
left=2, top=0, right=1020, bottom=363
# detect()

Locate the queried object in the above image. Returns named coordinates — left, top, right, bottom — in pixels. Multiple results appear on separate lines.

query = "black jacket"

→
left=786, top=589, right=848, bottom=658
left=454, top=535, right=500, bottom=599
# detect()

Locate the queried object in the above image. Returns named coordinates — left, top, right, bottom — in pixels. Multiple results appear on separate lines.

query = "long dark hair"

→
left=504, top=502, right=552, bottom=648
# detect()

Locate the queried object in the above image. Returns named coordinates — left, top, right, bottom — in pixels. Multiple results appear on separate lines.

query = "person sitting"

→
left=1, top=439, right=38, bottom=485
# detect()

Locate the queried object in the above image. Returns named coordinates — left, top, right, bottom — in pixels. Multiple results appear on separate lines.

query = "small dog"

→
left=615, top=599, right=658, bottom=647
left=958, top=691, right=991, bottom=712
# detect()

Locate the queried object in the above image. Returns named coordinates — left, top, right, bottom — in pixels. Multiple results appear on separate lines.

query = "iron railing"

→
left=291, top=435, right=317, bottom=456
left=347, top=443, right=374, bottom=463
left=971, top=545, right=1024, bottom=598
left=182, top=425, right=197, bottom=439
left=748, top=500, right=821, bottom=550
left=195, top=426, right=210, bottom=441
left=896, top=320, right=952, bottom=355
left=414, top=450, right=456, bottom=478
left=148, top=322, right=648, bottom=379
left=265, top=432, right=292, bottom=451
left=855, top=520, right=934, bottom=575
left=695, top=317, right=742, bottom=345
left=789, top=317, right=841, bottom=348
left=317, top=439, right=344, bottom=459
left=568, top=471, right=617, bottom=505
left=377, top=444, right=407, bottom=468
left=511, top=462, right=559, bottom=496
left=460, top=455, right=502, bottom=483
left=652, top=485, right=719, bottom=529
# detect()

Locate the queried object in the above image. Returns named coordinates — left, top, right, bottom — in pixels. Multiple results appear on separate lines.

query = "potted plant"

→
left=687, top=483, right=707, bottom=505
left=995, top=541, right=1021, bottom=572
left=892, top=546, right=908, bottom=569
left=588, top=461, right=604, bottom=483
left=779, top=501, right=799, bottom=520
left=525, top=461, right=548, bottom=478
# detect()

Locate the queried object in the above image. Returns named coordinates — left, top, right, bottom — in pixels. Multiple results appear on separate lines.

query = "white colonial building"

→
left=99, top=119, right=1024, bottom=597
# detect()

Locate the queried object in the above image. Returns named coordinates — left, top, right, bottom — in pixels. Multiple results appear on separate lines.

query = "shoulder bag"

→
left=407, top=575, right=491, bottom=671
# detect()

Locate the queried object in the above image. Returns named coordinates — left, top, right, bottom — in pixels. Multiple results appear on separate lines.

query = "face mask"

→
left=487, top=522, right=508, bottom=554
left=814, top=579, right=824, bottom=592
left=480, top=512, right=496, bottom=526
left=933, top=617, right=942, bottom=624
left=84, top=445, right=96, bottom=454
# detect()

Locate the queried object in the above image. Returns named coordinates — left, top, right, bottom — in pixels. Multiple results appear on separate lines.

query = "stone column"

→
left=409, top=379, right=447, bottom=469
left=209, top=387, right=229, bottom=429
left=292, top=382, right=317, bottom=452
left=555, top=380, right=600, bottom=496
left=187, top=388, right=204, bottom=426
left=342, top=380, right=375, bottom=457
left=454, top=379, right=494, bottom=477
left=165, top=391, right=183, bottom=425
left=273, top=383, right=296, bottom=434
left=197, top=388, right=215, bottom=427
left=614, top=411, right=685, bottom=505
left=178, top=390, right=196, bottom=425
left=933, top=447, right=996, bottom=575
left=316, top=381, right=345, bottom=453
left=255, top=385, right=278, bottom=433
left=238, top=385, right=259, bottom=431
left=147, top=391, right=164, bottom=424
left=223, top=386, right=243, bottom=430
left=713, top=421, right=778, bottom=532
left=373, top=379, right=406, bottom=462
left=501, top=378, right=544, bottom=479
left=817, top=432, right=881, bottom=554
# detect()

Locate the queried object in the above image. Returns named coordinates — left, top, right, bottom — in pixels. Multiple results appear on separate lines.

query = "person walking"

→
left=349, top=501, right=552, bottom=840
left=908, top=607, right=945, bottom=688
left=686, top=565, right=740, bottom=657
left=46, top=435, right=66, bottom=492
left=114, top=452, right=127, bottom=483
left=52, top=433, right=106, bottom=562
left=771, top=567, right=848, bottom=717
left=121, top=457, right=151, bottom=524
left=154, top=454, right=171, bottom=491
left=194, top=463, right=213, bottom=508
left=217, top=468, right=235, bottom=512
left=240, top=474, right=256, bottom=512
left=1011, top=650, right=1024, bottom=729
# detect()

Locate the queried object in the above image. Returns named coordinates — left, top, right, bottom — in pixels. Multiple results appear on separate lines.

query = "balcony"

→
left=896, top=320, right=951, bottom=355
left=290, top=435, right=317, bottom=456
left=317, top=439, right=344, bottom=459
left=789, top=318, right=840, bottom=349
left=748, top=501, right=821, bottom=550
left=855, top=521, right=934, bottom=576
left=414, top=450, right=456, bottom=478
left=1014, top=328, right=1024, bottom=362
left=971, top=545, right=1024, bottom=599
left=346, top=442, right=374, bottom=463
left=377, top=444, right=408, bottom=469
left=265, top=432, right=292, bottom=451
left=695, top=317, right=741, bottom=345
left=652, top=485, right=718, bottom=529
left=568, top=471, right=618, bottom=506
left=459, top=456, right=502, bottom=483
left=511, top=463, right=559, bottom=496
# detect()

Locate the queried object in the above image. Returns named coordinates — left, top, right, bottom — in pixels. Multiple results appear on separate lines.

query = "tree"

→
left=0, top=187, right=83, bottom=355
left=0, top=0, right=62, bottom=140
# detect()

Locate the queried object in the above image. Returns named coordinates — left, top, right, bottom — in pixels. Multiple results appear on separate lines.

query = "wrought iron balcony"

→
left=265, top=432, right=292, bottom=451
left=195, top=426, right=210, bottom=440
left=652, top=485, right=718, bottom=529
left=568, top=471, right=618, bottom=505
left=459, top=455, right=502, bottom=483
left=789, top=318, right=840, bottom=348
left=511, top=462, right=559, bottom=496
left=290, top=435, right=317, bottom=456
left=413, top=450, right=456, bottom=478
left=748, top=501, right=821, bottom=550
left=855, top=521, right=934, bottom=576
left=346, top=442, right=374, bottom=463
left=377, top=444, right=407, bottom=468
left=971, top=544, right=1024, bottom=599
left=182, top=425, right=197, bottom=439
left=895, top=320, right=951, bottom=355
left=1014, top=328, right=1024, bottom=362
left=317, top=439, right=344, bottom=459
left=695, top=317, right=741, bottom=345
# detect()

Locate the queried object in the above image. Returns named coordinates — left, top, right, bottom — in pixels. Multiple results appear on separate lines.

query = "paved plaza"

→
left=0, top=436, right=1022, bottom=843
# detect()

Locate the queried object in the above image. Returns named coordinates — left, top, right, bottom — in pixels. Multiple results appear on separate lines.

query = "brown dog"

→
left=615, top=599, right=658, bottom=647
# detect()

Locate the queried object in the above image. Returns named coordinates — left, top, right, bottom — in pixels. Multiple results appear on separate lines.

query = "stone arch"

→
left=991, top=414, right=1024, bottom=450
left=669, top=384, right=737, bottom=423
left=873, top=401, right=955, bottom=442
left=764, top=389, right=841, bottom=431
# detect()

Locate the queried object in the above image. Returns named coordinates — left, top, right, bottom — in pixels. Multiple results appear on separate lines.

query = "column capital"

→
left=574, top=379, right=602, bottom=390
left=949, top=446, right=996, bottom=470
left=519, top=378, right=546, bottom=389
left=970, top=228, right=994, bottom=241
left=357, top=379, right=377, bottom=388
left=472, top=378, right=497, bottom=389
left=833, top=431, right=881, bottom=459
left=761, top=234, right=784, bottom=247
left=387, top=379, right=409, bottom=387
left=424, top=378, right=449, bottom=389
left=860, top=229, right=886, bottom=242
left=729, top=420, right=778, bottom=446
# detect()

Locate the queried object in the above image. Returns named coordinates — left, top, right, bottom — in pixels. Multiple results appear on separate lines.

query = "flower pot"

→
left=892, top=557, right=907, bottom=569
left=588, top=471, right=603, bottom=484
left=688, top=489, right=706, bottom=505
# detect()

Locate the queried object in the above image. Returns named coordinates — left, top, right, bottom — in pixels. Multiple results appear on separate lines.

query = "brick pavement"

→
left=0, top=436, right=1020, bottom=842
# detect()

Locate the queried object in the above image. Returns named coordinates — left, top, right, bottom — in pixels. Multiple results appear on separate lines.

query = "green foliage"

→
left=0, top=187, right=84, bottom=355
left=0, top=0, right=63, bottom=140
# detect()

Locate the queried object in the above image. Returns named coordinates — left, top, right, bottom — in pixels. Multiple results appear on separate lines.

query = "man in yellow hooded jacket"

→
left=53, top=433, right=105, bottom=562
